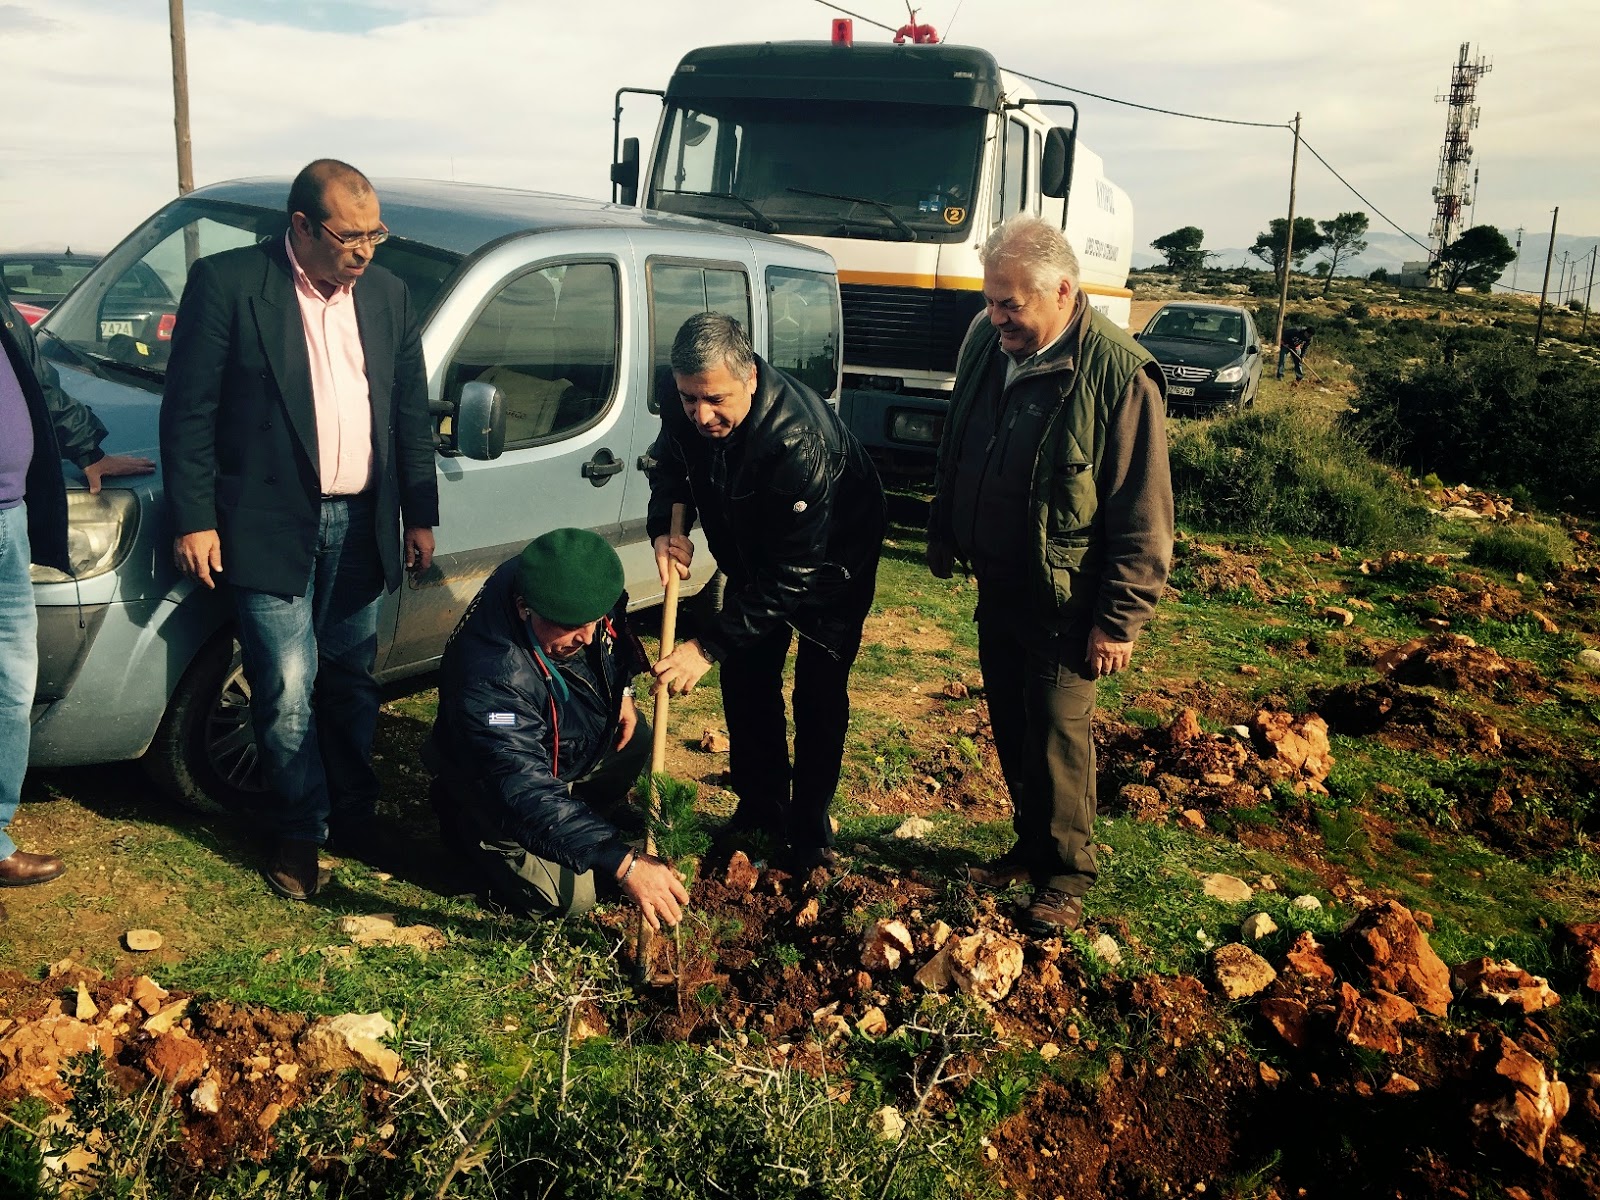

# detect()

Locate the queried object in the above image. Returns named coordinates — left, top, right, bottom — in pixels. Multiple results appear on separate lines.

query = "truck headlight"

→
left=1213, top=365, right=1245, bottom=384
left=29, top=490, right=140, bottom=584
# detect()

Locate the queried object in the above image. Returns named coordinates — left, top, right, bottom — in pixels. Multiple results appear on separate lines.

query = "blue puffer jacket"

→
left=427, top=556, right=646, bottom=877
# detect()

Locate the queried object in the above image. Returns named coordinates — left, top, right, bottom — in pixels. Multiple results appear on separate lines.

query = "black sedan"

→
left=0, top=250, right=99, bottom=324
left=1134, top=302, right=1262, bottom=416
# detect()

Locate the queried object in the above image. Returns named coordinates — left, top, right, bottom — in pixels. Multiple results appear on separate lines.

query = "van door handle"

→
left=582, top=449, right=624, bottom=486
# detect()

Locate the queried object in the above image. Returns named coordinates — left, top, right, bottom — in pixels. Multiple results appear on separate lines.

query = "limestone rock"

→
left=1090, top=934, right=1123, bottom=968
left=1259, top=996, right=1310, bottom=1049
left=1453, top=958, right=1560, bottom=1014
left=947, top=930, right=1025, bottom=1003
left=338, top=914, right=447, bottom=952
left=795, top=898, right=821, bottom=928
left=143, top=1032, right=207, bottom=1088
left=142, top=998, right=190, bottom=1037
left=1200, top=873, right=1254, bottom=903
left=0, top=1014, right=117, bottom=1104
left=1211, top=944, right=1277, bottom=1000
left=699, top=727, right=731, bottom=753
left=1241, top=913, right=1278, bottom=942
left=74, top=981, right=97, bottom=1021
left=130, top=976, right=168, bottom=1016
left=1320, top=606, right=1355, bottom=627
left=1288, top=894, right=1323, bottom=913
left=1167, top=708, right=1205, bottom=747
left=913, top=944, right=954, bottom=991
left=856, top=1007, right=888, bottom=1037
left=929, top=920, right=953, bottom=949
left=1333, top=982, right=1416, bottom=1055
left=298, top=1013, right=402, bottom=1083
left=189, top=1075, right=222, bottom=1115
left=1118, top=783, right=1166, bottom=821
left=123, top=929, right=163, bottom=953
left=1283, top=931, right=1336, bottom=984
left=891, top=816, right=935, bottom=840
left=860, top=919, right=914, bottom=972
left=1250, top=710, right=1334, bottom=793
left=1470, top=1030, right=1571, bottom=1162
left=1575, top=648, right=1600, bottom=673
left=942, top=680, right=970, bottom=700
left=1178, top=809, right=1207, bottom=831
left=873, top=1105, right=906, bottom=1143
left=1347, top=900, right=1453, bottom=1017
left=1039, top=1043, right=1061, bottom=1061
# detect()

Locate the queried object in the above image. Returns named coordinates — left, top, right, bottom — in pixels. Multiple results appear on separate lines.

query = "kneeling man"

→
left=426, top=528, right=688, bottom=930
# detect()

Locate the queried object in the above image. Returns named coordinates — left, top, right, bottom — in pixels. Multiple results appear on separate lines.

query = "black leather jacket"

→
left=426, top=558, right=645, bottom=878
left=646, top=357, right=884, bottom=661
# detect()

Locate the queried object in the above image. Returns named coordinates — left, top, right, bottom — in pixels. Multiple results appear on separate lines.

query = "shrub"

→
left=1168, top=406, right=1430, bottom=547
left=1347, top=300, right=1369, bottom=320
left=1369, top=267, right=1391, bottom=282
left=1344, top=335, right=1600, bottom=514
left=1467, top=523, right=1575, bottom=579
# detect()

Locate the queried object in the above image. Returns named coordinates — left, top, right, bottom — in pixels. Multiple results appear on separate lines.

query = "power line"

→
left=1007, top=68, right=1289, bottom=130
left=1296, top=137, right=1432, bottom=254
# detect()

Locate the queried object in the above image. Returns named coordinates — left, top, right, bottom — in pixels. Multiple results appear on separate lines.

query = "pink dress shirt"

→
left=285, top=234, right=373, bottom=495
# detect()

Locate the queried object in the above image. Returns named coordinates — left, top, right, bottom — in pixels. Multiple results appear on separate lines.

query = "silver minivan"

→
left=31, top=178, right=843, bottom=812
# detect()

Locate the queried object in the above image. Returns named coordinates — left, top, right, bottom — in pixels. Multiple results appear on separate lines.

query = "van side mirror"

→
left=611, top=137, right=641, bottom=207
left=1041, top=126, right=1075, bottom=201
left=456, top=381, right=506, bottom=461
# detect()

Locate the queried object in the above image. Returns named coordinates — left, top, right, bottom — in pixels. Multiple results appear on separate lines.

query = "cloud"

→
left=0, top=0, right=1595, bottom=256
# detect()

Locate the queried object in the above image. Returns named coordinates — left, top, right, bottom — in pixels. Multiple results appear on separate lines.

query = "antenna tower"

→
left=1429, top=42, right=1491, bottom=263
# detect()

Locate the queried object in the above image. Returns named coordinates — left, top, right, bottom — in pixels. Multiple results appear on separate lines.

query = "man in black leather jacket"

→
left=648, top=312, right=884, bottom=870
left=426, top=528, right=688, bottom=929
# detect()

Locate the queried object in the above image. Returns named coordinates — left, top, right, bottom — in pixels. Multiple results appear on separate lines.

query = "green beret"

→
left=514, top=529, right=624, bottom=627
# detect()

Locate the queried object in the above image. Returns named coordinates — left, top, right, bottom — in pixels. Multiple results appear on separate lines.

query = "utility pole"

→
left=1273, top=112, right=1301, bottom=351
left=1511, top=225, right=1523, bottom=289
left=1534, top=207, right=1557, bottom=349
left=1469, top=167, right=1479, bottom=228
left=169, top=0, right=194, bottom=195
left=1583, top=245, right=1596, bottom=339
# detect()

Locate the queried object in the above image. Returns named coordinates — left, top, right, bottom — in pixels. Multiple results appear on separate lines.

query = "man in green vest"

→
left=927, top=215, right=1173, bottom=936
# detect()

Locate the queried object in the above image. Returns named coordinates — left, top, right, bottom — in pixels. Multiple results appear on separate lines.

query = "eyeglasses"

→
left=318, top=219, right=389, bottom=248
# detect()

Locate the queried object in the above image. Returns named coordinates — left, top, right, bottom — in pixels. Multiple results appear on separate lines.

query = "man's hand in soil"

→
left=1086, top=625, right=1134, bottom=678
left=619, top=852, right=689, bottom=931
left=653, top=533, right=694, bottom=587
left=653, top=638, right=714, bottom=696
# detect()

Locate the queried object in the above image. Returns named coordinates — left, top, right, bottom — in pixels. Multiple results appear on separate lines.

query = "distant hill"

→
left=1132, top=229, right=1598, bottom=296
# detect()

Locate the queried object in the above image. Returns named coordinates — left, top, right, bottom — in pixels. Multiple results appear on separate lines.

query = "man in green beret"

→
left=425, top=529, right=689, bottom=929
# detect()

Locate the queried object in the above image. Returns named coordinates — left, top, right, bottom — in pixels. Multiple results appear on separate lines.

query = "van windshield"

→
left=41, top=196, right=461, bottom=385
left=648, top=99, right=985, bottom=244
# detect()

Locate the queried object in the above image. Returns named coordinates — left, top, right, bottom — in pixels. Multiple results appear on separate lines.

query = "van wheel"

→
left=141, top=632, right=271, bottom=819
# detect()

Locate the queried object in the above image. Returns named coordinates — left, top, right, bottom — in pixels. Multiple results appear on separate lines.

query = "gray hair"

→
left=979, top=215, right=1081, bottom=295
left=671, top=311, right=756, bottom=380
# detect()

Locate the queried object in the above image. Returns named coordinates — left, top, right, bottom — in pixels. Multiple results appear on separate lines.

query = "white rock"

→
left=298, top=1013, right=402, bottom=1083
left=1241, top=913, right=1279, bottom=942
left=1090, top=933, right=1123, bottom=968
left=1577, top=648, right=1600, bottom=673
left=1200, top=873, right=1254, bottom=903
left=189, top=1076, right=222, bottom=1115
left=1227, top=725, right=1252, bottom=740
left=891, top=816, right=935, bottom=840
left=1289, top=894, right=1324, bottom=912
left=947, top=930, right=1025, bottom=1003
left=1211, top=944, right=1278, bottom=1000
left=873, top=1105, right=906, bottom=1143
left=860, top=919, right=914, bottom=972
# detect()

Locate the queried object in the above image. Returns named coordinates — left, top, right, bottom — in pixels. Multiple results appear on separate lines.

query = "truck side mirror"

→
left=456, top=380, right=506, bottom=461
left=611, top=137, right=641, bottom=207
left=1041, top=126, right=1075, bottom=201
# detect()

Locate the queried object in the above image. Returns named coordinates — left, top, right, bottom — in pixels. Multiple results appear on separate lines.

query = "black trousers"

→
left=719, top=623, right=865, bottom=853
left=977, top=608, right=1099, bottom=897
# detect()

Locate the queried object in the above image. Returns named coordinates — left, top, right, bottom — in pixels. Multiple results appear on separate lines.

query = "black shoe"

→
left=782, top=844, right=842, bottom=874
left=1019, top=888, right=1084, bottom=936
left=965, top=847, right=1032, bottom=889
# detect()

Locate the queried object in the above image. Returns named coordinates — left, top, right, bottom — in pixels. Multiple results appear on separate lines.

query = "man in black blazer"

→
left=161, top=159, right=439, bottom=901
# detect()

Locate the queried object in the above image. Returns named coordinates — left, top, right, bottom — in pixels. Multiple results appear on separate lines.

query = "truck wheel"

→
left=141, top=632, right=271, bottom=820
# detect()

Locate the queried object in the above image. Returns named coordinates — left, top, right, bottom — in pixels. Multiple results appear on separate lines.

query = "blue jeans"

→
left=0, top=503, right=38, bottom=861
left=232, top=495, right=384, bottom=843
left=1276, top=345, right=1304, bottom=381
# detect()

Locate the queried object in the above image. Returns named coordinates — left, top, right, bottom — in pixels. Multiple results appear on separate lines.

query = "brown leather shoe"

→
left=0, top=850, right=66, bottom=888
left=264, top=838, right=321, bottom=901
left=1020, top=888, right=1084, bottom=936
left=965, top=848, right=1031, bottom=889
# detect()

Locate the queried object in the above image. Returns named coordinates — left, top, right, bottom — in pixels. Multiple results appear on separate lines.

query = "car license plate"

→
left=1169, top=385, right=1196, bottom=397
left=100, top=320, right=136, bottom=338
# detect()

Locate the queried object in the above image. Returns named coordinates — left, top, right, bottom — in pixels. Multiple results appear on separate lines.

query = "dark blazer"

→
left=159, top=237, right=439, bottom=596
left=2, top=294, right=107, bottom=574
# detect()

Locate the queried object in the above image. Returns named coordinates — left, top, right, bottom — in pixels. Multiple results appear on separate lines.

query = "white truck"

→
left=612, top=29, right=1135, bottom=473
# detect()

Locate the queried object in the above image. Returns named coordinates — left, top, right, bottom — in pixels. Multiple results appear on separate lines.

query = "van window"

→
left=766, top=267, right=840, bottom=399
left=647, top=261, right=752, bottom=413
left=445, top=261, right=620, bottom=448
left=990, top=117, right=1029, bottom=225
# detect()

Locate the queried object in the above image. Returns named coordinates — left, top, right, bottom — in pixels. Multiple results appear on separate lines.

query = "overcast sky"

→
left=2, top=0, right=1596, bottom=258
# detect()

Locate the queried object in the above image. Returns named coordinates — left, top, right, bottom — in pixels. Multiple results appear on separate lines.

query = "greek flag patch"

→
left=487, top=712, right=516, bottom=727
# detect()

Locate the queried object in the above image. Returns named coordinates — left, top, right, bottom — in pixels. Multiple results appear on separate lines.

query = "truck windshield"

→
left=41, top=196, right=461, bottom=385
left=648, top=99, right=985, bottom=244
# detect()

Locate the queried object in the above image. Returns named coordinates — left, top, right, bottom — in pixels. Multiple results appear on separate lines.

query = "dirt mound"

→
left=1168, top=539, right=1283, bottom=603
left=1317, top=678, right=1502, bottom=755
left=1382, top=633, right=1545, bottom=696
